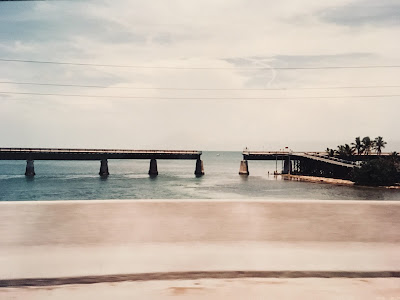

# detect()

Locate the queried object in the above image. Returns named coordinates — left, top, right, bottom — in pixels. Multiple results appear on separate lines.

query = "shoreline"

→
left=282, top=174, right=355, bottom=186
left=282, top=174, right=400, bottom=189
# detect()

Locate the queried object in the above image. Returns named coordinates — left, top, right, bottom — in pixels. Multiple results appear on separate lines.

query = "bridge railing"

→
left=243, top=151, right=294, bottom=155
left=303, top=152, right=358, bottom=166
left=0, top=148, right=202, bottom=155
left=242, top=151, right=358, bottom=167
left=243, top=150, right=393, bottom=156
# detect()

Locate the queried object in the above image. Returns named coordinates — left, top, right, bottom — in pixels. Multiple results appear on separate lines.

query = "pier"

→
left=0, top=148, right=204, bottom=177
left=240, top=151, right=359, bottom=179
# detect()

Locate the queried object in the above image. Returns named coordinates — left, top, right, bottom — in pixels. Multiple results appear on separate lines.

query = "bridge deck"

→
left=300, top=153, right=356, bottom=168
left=243, top=151, right=392, bottom=161
left=243, top=151, right=356, bottom=168
left=0, top=148, right=202, bottom=160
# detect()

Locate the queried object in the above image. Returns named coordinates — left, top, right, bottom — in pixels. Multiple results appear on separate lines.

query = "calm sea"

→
left=0, top=151, right=399, bottom=201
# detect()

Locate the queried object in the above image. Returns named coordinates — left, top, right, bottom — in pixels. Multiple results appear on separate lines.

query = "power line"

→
left=1, top=81, right=400, bottom=91
left=1, top=58, right=400, bottom=70
left=1, top=91, right=399, bottom=100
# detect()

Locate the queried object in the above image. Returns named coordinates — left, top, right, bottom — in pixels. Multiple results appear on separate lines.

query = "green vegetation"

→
left=326, top=136, right=399, bottom=186
left=352, top=158, right=399, bottom=186
left=374, top=136, right=387, bottom=155
left=352, top=137, right=362, bottom=155
left=336, top=144, right=354, bottom=159
left=362, top=137, right=373, bottom=155
left=326, top=136, right=387, bottom=159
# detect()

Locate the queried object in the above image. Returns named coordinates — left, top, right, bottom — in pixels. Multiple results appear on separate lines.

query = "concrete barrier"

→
left=1, top=199, right=400, bottom=284
left=1, top=200, right=399, bottom=246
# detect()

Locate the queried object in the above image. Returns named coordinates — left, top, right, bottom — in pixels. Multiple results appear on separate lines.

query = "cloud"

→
left=0, top=0, right=399, bottom=150
left=318, top=0, right=400, bottom=26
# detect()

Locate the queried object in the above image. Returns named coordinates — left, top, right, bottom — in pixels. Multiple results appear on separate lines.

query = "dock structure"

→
left=0, top=148, right=204, bottom=177
left=240, top=151, right=358, bottom=179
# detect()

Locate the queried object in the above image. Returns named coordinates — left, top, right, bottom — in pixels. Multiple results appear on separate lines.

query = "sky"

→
left=0, top=0, right=399, bottom=151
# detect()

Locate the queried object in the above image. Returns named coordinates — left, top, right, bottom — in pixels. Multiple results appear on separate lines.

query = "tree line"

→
left=352, top=156, right=399, bottom=186
left=326, top=136, right=388, bottom=159
left=324, top=136, right=399, bottom=186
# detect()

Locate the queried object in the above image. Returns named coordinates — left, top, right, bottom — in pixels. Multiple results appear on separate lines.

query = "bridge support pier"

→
left=283, top=158, right=292, bottom=174
left=149, top=158, right=158, bottom=176
left=99, top=159, right=109, bottom=177
left=194, top=159, right=204, bottom=176
left=25, top=160, right=35, bottom=176
left=239, top=160, right=249, bottom=175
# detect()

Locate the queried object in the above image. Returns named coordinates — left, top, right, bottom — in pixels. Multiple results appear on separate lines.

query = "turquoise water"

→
left=0, top=151, right=399, bottom=201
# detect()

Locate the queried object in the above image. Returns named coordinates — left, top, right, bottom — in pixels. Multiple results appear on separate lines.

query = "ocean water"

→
left=0, top=151, right=399, bottom=201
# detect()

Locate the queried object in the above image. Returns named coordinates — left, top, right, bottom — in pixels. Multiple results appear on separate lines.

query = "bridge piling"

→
left=283, top=158, right=292, bottom=174
left=194, top=159, right=204, bottom=176
left=99, top=159, right=109, bottom=177
left=239, top=160, right=249, bottom=175
left=1, top=148, right=204, bottom=177
left=149, top=158, right=158, bottom=176
left=25, top=160, right=35, bottom=176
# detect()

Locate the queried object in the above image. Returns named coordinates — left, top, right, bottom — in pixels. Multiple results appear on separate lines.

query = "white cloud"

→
left=0, top=0, right=399, bottom=151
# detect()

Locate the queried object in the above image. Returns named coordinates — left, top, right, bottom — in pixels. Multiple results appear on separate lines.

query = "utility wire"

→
left=1, top=81, right=400, bottom=91
left=1, top=58, right=400, bottom=70
left=1, top=91, right=399, bottom=100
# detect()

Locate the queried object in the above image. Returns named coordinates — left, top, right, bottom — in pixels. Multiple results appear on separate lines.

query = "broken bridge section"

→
left=0, top=148, right=204, bottom=177
left=240, top=151, right=357, bottom=179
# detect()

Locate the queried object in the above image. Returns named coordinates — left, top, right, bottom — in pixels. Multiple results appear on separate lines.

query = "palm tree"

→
left=344, top=144, right=355, bottom=157
left=374, top=136, right=387, bottom=155
left=361, top=136, right=372, bottom=155
left=336, top=144, right=354, bottom=159
left=326, top=148, right=335, bottom=157
left=351, top=137, right=363, bottom=155
left=336, top=145, right=345, bottom=158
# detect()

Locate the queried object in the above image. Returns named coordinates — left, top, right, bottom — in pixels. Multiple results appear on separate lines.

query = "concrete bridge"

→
left=0, top=148, right=204, bottom=177
left=239, top=151, right=358, bottom=179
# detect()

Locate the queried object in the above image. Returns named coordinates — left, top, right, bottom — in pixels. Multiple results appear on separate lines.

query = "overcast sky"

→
left=0, top=0, right=399, bottom=151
